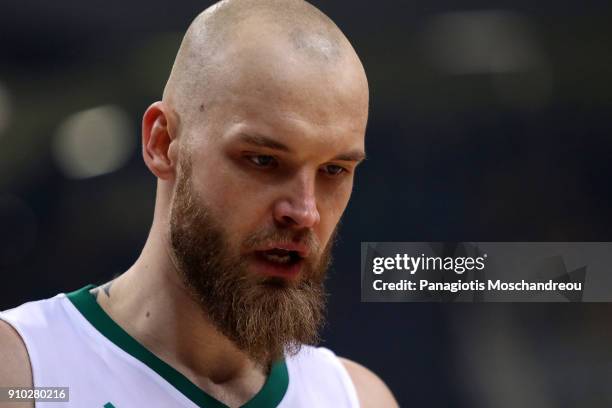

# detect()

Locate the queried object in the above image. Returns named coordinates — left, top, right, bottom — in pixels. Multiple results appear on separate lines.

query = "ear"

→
left=142, top=101, right=177, bottom=180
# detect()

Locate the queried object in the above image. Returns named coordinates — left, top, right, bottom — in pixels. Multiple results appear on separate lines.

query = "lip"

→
left=249, top=252, right=304, bottom=279
left=254, top=242, right=310, bottom=258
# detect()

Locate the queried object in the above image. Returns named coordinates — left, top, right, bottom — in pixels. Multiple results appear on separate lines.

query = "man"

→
left=0, top=0, right=397, bottom=406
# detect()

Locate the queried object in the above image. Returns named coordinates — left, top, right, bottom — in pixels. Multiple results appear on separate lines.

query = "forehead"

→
left=219, top=101, right=366, bottom=161
left=191, top=32, right=368, bottom=151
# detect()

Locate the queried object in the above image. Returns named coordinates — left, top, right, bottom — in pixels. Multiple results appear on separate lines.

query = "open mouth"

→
left=257, top=248, right=302, bottom=264
left=252, top=248, right=304, bottom=278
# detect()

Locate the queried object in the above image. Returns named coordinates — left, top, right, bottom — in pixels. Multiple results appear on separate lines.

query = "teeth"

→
left=263, top=252, right=292, bottom=264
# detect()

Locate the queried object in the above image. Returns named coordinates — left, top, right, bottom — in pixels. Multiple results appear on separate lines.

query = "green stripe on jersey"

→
left=67, top=285, right=288, bottom=408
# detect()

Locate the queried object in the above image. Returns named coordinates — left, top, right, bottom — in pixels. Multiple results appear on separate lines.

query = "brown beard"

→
left=169, top=155, right=334, bottom=365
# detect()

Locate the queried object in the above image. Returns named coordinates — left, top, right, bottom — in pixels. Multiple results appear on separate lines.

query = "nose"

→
left=273, top=171, right=320, bottom=229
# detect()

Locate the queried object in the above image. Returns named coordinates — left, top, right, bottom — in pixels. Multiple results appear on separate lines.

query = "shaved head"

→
left=162, top=0, right=368, bottom=140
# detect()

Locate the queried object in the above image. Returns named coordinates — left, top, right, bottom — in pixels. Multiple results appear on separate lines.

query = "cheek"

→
left=316, top=180, right=353, bottom=237
left=191, top=157, right=274, bottom=239
left=318, top=178, right=353, bottom=215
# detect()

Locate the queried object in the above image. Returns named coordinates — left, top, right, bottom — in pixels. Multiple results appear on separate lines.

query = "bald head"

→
left=162, top=0, right=368, bottom=136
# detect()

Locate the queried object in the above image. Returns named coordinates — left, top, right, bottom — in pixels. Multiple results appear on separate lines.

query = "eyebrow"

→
left=238, top=133, right=290, bottom=152
left=237, top=133, right=367, bottom=163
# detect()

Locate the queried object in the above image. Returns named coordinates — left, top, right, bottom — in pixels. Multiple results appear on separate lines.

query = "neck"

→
left=94, top=219, right=268, bottom=404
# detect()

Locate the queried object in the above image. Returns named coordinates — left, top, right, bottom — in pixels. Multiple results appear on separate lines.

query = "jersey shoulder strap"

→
left=281, top=345, right=360, bottom=407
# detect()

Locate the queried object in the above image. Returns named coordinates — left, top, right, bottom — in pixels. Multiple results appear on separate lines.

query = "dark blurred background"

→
left=1, top=1, right=611, bottom=407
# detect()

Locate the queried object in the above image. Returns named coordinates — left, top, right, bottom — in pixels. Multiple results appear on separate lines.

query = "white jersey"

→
left=0, top=285, right=360, bottom=408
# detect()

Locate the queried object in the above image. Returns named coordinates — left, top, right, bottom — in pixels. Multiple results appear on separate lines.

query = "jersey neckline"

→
left=66, top=284, right=289, bottom=408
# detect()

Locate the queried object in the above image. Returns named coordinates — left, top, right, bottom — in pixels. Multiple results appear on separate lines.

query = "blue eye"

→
left=248, top=155, right=277, bottom=168
left=323, top=164, right=347, bottom=176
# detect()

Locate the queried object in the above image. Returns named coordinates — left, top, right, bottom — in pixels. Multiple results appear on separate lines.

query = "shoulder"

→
left=339, top=357, right=398, bottom=408
left=0, top=319, right=34, bottom=407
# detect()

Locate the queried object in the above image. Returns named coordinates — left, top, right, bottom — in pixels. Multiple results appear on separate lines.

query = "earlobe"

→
left=142, top=102, right=176, bottom=180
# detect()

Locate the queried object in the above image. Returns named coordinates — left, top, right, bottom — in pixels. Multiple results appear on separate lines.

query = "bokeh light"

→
left=52, top=105, right=136, bottom=179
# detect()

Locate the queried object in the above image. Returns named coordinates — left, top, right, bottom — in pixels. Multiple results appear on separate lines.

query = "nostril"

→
left=281, top=215, right=297, bottom=226
left=273, top=198, right=319, bottom=229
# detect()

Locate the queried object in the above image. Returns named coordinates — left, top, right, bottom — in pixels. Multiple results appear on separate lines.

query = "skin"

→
left=0, top=320, right=32, bottom=408
left=0, top=1, right=397, bottom=406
